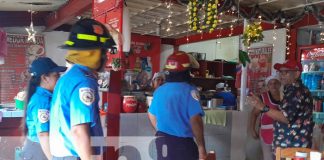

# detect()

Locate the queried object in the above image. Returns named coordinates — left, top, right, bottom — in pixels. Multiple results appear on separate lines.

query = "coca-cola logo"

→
left=124, top=97, right=137, bottom=107
left=308, top=51, right=324, bottom=58
left=304, top=48, right=324, bottom=59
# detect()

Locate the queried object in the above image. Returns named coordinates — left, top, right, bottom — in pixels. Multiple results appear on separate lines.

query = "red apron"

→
left=260, top=92, right=279, bottom=144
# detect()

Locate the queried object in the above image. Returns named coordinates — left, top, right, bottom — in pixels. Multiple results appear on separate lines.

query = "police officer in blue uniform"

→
left=148, top=51, right=207, bottom=160
left=22, top=57, right=66, bottom=160
left=50, top=18, right=118, bottom=160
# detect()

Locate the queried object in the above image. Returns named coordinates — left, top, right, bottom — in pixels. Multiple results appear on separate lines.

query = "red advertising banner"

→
left=301, top=47, right=324, bottom=60
left=93, top=0, right=122, bottom=17
left=0, top=34, right=45, bottom=103
left=247, top=46, right=273, bottom=95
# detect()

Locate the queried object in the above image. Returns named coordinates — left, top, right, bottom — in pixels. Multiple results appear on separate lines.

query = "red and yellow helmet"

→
left=165, top=51, right=191, bottom=72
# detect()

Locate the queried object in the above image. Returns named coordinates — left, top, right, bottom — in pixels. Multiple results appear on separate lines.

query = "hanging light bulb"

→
left=229, top=24, right=234, bottom=36
left=285, top=23, right=291, bottom=55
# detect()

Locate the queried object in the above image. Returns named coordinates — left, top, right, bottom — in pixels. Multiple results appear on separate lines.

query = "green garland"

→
left=242, top=21, right=264, bottom=46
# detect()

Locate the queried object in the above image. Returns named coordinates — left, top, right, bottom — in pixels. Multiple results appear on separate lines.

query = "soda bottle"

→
left=321, top=74, right=324, bottom=90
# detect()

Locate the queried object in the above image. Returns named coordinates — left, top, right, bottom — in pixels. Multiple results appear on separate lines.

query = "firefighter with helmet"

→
left=148, top=51, right=207, bottom=160
left=49, top=18, right=119, bottom=160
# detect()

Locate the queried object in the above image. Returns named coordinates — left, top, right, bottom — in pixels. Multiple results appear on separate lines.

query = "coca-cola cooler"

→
left=298, top=44, right=324, bottom=113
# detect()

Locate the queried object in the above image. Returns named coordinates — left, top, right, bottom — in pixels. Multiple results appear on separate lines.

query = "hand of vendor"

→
left=246, top=93, right=264, bottom=111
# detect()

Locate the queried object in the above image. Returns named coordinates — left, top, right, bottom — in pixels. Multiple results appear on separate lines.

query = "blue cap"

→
left=29, top=57, right=67, bottom=77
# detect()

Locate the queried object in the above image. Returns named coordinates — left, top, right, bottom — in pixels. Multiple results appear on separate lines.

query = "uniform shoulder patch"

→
left=191, top=90, right=200, bottom=101
left=38, top=109, right=49, bottom=123
left=79, top=87, right=95, bottom=106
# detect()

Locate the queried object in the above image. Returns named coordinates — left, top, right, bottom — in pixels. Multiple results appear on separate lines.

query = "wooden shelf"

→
left=191, top=60, right=237, bottom=95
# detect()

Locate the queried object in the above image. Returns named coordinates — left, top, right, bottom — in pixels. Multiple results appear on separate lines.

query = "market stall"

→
left=0, top=0, right=324, bottom=160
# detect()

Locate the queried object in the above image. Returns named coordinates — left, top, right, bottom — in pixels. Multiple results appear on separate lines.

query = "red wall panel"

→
left=128, top=34, right=161, bottom=73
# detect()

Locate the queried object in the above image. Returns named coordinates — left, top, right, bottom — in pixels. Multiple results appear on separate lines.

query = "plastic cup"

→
left=15, top=99, right=24, bottom=110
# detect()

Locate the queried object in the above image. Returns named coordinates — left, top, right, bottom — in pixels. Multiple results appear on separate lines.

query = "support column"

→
left=239, top=19, right=248, bottom=111
left=93, top=1, right=124, bottom=160
left=288, top=28, right=297, bottom=60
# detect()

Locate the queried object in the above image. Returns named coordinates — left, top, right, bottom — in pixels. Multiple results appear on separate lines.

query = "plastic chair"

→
left=275, top=147, right=323, bottom=160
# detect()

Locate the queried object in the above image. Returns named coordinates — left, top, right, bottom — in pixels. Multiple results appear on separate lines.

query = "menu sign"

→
left=0, top=34, right=45, bottom=103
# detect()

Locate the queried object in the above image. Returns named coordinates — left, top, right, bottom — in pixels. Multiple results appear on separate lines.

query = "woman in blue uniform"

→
left=148, top=51, right=207, bottom=160
left=22, top=57, right=66, bottom=160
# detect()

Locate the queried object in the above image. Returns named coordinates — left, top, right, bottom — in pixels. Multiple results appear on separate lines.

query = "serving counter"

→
left=0, top=108, right=24, bottom=160
left=118, top=110, right=250, bottom=160
left=0, top=106, right=254, bottom=160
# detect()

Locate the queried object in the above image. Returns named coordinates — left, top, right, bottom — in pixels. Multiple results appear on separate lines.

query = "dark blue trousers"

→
left=155, top=131, right=199, bottom=160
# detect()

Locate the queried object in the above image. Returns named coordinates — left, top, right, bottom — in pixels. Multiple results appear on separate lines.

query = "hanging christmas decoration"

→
left=25, top=9, right=36, bottom=43
left=242, top=20, right=264, bottom=46
left=188, top=0, right=219, bottom=32
left=165, top=0, right=173, bottom=34
left=239, top=50, right=250, bottom=67
left=188, top=0, right=199, bottom=31
left=285, top=23, right=291, bottom=56
left=112, top=58, right=121, bottom=71
left=204, top=0, right=218, bottom=33
left=272, top=22, right=277, bottom=54
left=320, top=31, right=324, bottom=43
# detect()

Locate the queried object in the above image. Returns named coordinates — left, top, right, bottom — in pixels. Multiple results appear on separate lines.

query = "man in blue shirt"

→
left=214, top=82, right=237, bottom=108
left=148, top=51, right=207, bottom=160
left=50, top=18, right=118, bottom=160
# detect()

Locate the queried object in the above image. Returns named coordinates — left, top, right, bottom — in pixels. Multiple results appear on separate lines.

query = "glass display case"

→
left=299, top=44, right=324, bottom=123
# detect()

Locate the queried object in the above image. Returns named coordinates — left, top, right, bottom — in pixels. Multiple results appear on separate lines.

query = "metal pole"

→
left=239, top=19, right=248, bottom=111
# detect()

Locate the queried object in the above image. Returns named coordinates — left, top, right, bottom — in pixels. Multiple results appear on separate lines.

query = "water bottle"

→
left=321, top=74, right=324, bottom=90
left=311, top=74, right=317, bottom=90
left=301, top=73, right=307, bottom=86
left=145, top=57, right=152, bottom=79
left=15, top=147, right=22, bottom=160
left=306, top=74, right=311, bottom=89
